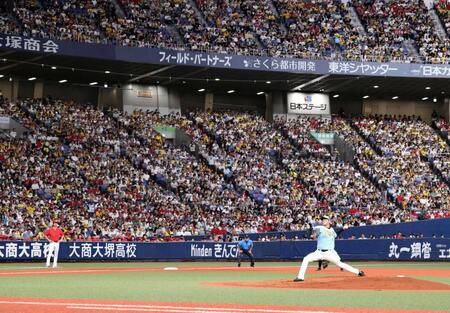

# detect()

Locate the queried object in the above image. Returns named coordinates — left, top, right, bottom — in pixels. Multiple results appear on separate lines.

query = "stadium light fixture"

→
left=105, top=71, right=111, bottom=74
left=373, top=85, right=379, bottom=89
left=59, top=79, right=67, bottom=83
left=104, top=83, right=108, bottom=88
left=425, top=86, right=431, bottom=90
left=0, top=75, right=4, bottom=78
left=89, top=82, right=98, bottom=86
left=362, top=95, right=370, bottom=99
left=198, top=88, right=205, bottom=92
left=392, top=96, right=399, bottom=100
left=266, top=81, right=271, bottom=84
left=9, top=77, right=12, bottom=82
left=51, top=66, right=57, bottom=70
left=257, top=92, right=264, bottom=95
left=421, top=97, right=428, bottom=101
left=28, top=77, right=37, bottom=81
left=227, top=90, right=235, bottom=94
left=214, top=78, right=220, bottom=81
left=332, top=94, right=339, bottom=98
left=433, top=97, right=437, bottom=103
left=293, top=74, right=330, bottom=91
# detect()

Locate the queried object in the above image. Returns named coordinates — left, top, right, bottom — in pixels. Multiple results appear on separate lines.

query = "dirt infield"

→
left=0, top=297, right=448, bottom=313
left=205, top=276, right=450, bottom=291
left=201, top=266, right=450, bottom=291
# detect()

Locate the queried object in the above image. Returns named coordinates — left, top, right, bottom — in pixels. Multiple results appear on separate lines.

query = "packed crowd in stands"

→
left=434, top=118, right=450, bottom=141
left=273, top=0, right=371, bottom=60
left=275, top=116, right=405, bottom=222
left=354, top=0, right=450, bottom=63
left=436, top=0, right=450, bottom=37
left=101, top=0, right=175, bottom=47
left=1, top=0, right=450, bottom=63
left=352, top=115, right=450, bottom=214
left=1, top=96, right=450, bottom=241
left=0, top=98, right=184, bottom=241
left=182, top=111, right=336, bottom=231
left=273, top=114, right=450, bottom=222
left=189, top=0, right=260, bottom=54
left=255, top=231, right=447, bottom=242
left=12, top=0, right=113, bottom=43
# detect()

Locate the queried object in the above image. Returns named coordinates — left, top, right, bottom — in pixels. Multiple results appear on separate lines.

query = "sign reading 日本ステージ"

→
left=287, top=93, right=330, bottom=115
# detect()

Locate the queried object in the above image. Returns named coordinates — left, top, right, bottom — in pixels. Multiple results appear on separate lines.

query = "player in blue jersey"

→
left=293, top=216, right=365, bottom=281
left=238, top=235, right=255, bottom=267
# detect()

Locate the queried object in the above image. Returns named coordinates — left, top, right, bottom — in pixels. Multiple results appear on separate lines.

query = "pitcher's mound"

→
left=206, top=276, right=450, bottom=291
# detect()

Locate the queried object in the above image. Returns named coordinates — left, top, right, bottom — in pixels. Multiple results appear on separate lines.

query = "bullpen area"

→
left=0, top=262, right=448, bottom=313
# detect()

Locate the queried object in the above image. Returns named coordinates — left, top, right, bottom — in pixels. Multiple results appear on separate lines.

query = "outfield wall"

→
left=0, top=239, right=449, bottom=262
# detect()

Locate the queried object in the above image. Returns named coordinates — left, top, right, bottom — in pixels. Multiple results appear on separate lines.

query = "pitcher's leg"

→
left=324, top=250, right=360, bottom=275
left=334, top=260, right=359, bottom=275
left=296, top=251, right=321, bottom=280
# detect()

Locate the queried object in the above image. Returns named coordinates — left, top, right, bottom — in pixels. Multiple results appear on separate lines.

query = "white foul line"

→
left=0, top=301, right=341, bottom=313
left=0, top=268, right=162, bottom=276
left=67, top=306, right=235, bottom=313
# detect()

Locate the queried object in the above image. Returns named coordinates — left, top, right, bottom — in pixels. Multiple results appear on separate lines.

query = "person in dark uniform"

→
left=317, top=260, right=329, bottom=270
left=237, top=235, right=254, bottom=267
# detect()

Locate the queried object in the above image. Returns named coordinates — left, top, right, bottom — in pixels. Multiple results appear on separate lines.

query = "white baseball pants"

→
left=296, top=249, right=359, bottom=280
left=46, top=242, right=60, bottom=268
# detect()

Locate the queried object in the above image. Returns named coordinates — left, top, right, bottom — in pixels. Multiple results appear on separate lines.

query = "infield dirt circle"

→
left=206, top=276, right=450, bottom=291
left=205, top=268, right=450, bottom=291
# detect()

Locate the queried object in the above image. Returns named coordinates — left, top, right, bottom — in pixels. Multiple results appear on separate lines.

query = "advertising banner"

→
left=2, top=33, right=450, bottom=79
left=287, top=93, right=330, bottom=115
left=0, top=239, right=448, bottom=262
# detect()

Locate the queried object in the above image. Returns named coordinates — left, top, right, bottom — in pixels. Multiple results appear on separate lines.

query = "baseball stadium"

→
left=0, top=0, right=450, bottom=312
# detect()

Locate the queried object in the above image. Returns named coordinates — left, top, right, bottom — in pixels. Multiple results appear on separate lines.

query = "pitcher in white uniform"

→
left=293, top=216, right=365, bottom=281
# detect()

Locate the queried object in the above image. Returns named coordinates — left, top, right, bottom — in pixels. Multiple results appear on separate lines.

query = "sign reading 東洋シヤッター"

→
left=287, top=93, right=330, bottom=115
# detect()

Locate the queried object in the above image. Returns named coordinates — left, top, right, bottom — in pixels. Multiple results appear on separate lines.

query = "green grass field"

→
left=0, top=262, right=449, bottom=313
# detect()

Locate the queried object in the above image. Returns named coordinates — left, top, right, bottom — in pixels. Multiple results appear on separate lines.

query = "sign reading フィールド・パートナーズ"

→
left=287, top=93, right=330, bottom=115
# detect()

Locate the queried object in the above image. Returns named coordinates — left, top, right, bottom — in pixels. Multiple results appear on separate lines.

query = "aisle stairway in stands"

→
left=328, top=118, right=396, bottom=203
left=428, top=4, right=448, bottom=40
left=433, top=119, right=450, bottom=146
